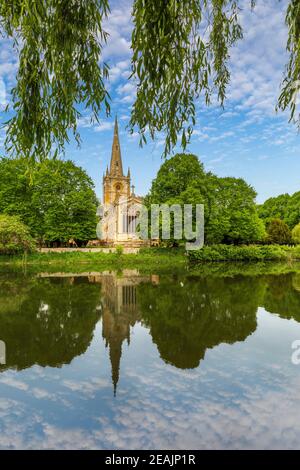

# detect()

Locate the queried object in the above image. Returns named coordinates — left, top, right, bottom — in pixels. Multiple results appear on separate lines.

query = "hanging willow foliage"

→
left=130, top=0, right=243, bottom=157
left=0, top=0, right=110, bottom=161
left=0, top=0, right=299, bottom=161
left=278, top=0, right=300, bottom=121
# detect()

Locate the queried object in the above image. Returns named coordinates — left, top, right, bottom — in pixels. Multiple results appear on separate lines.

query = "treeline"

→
left=259, top=192, right=300, bottom=244
left=146, top=153, right=300, bottom=246
left=1, top=153, right=299, bottom=255
left=146, top=153, right=262, bottom=245
left=0, top=158, right=98, bottom=253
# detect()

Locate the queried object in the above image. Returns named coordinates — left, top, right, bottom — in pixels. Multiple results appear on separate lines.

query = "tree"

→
left=266, top=218, right=292, bottom=245
left=0, top=214, right=35, bottom=254
left=147, top=153, right=265, bottom=245
left=214, top=177, right=266, bottom=244
left=147, top=153, right=206, bottom=203
left=0, top=157, right=98, bottom=245
left=258, top=194, right=291, bottom=226
left=0, top=1, right=299, bottom=160
left=286, top=191, right=300, bottom=228
left=259, top=191, right=300, bottom=229
left=0, top=0, right=110, bottom=161
left=292, top=223, right=300, bottom=244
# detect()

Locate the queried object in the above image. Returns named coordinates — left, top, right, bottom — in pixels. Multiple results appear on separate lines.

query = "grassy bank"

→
left=0, top=247, right=188, bottom=274
left=1, top=245, right=300, bottom=274
left=188, top=244, right=300, bottom=262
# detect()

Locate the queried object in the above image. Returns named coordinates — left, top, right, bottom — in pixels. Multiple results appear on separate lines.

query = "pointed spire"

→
left=127, top=167, right=130, bottom=178
left=109, top=338, right=122, bottom=397
left=109, top=116, right=123, bottom=176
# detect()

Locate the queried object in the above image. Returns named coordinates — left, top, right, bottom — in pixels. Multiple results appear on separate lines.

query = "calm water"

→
left=0, top=267, right=300, bottom=449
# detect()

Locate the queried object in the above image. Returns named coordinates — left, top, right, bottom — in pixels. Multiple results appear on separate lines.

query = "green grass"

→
left=0, top=248, right=188, bottom=274
left=1, top=245, right=300, bottom=275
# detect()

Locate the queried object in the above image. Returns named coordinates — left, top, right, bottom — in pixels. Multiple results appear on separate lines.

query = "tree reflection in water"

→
left=0, top=268, right=300, bottom=394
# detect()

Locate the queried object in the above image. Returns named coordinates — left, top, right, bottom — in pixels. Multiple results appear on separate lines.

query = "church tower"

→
left=103, top=117, right=131, bottom=204
left=99, top=117, right=147, bottom=247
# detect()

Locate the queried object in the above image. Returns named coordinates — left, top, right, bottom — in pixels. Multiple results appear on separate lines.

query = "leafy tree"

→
left=266, top=218, right=292, bottom=245
left=258, top=194, right=291, bottom=226
left=0, top=1, right=299, bottom=159
left=0, top=214, right=35, bottom=254
left=147, top=153, right=265, bottom=245
left=0, top=157, right=98, bottom=245
left=147, top=153, right=206, bottom=203
left=259, top=191, right=300, bottom=229
left=0, top=0, right=110, bottom=161
left=292, top=223, right=300, bottom=244
left=286, top=191, right=300, bottom=228
left=214, top=177, right=266, bottom=244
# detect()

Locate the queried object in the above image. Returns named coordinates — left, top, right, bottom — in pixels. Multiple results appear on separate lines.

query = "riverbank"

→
left=1, top=245, right=300, bottom=274
left=188, top=244, right=300, bottom=262
left=0, top=247, right=188, bottom=273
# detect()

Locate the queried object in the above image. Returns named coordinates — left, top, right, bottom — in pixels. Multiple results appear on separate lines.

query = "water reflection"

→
left=89, top=271, right=158, bottom=394
left=0, top=274, right=102, bottom=370
left=1, top=268, right=300, bottom=396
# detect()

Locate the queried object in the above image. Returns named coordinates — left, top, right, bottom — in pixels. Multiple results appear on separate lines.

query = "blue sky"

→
left=0, top=0, right=299, bottom=204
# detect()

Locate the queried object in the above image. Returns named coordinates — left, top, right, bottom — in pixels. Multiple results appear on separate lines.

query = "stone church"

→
left=97, top=117, right=148, bottom=247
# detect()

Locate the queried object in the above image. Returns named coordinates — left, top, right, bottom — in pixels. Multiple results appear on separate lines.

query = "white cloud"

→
left=227, top=1, right=288, bottom=117
left=0, top=78, right=6, bottom=108
left=0, top=375, right=29, bottom=391
left=102, top=6, right=132, bottom=61
left=94, top=121, right=114, bottom=132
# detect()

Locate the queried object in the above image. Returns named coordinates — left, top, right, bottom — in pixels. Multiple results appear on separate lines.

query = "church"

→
left=97, top=117, right=148, bottom=247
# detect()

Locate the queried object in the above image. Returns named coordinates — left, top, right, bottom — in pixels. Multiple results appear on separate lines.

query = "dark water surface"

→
left=0, top=267, right=300, bottom=449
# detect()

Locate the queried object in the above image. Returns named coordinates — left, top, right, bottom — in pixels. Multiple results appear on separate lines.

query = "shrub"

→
left=0, top=214, right=35, bottom=255
left=292, top=223, right=300, bottom=244
left=266, top=219, right=292, bottom=245
left=115, top=245, right=124, bottom=256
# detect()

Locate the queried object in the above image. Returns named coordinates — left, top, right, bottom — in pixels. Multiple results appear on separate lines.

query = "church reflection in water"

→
left=1, top=269, right=300, bottom=395
left=88, top=271, right=159, bottom=394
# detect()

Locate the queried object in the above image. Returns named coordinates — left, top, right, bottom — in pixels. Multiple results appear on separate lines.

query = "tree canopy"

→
left=147, top=153, right=265, bottom=244
left=266, top=218, right=292, bottom=245
left=259, top=191, right=300, bottom=229
left=0, top=157, right=98, bottom=245
left=0, top=0, right=299, bottom=160
left=292, top=222, right=300, bottom=244
left=0, top=213, right=35, bottom=254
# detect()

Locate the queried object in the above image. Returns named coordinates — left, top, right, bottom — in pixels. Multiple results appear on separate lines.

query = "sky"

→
left=0, top=0, right=299, bottom=203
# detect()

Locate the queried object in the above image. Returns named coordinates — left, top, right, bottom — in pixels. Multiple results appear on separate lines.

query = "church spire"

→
left=109, top=116, right=123, bottom=177
left=109, top=339, right=122, bottom=397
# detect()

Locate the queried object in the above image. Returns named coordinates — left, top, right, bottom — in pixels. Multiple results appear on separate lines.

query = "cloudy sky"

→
left=0, top=0, right=299, bottom=203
